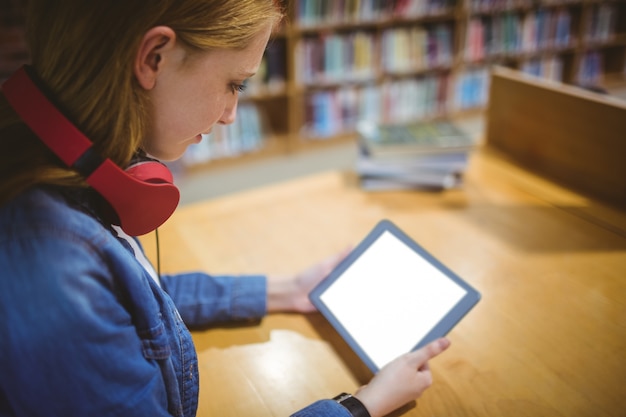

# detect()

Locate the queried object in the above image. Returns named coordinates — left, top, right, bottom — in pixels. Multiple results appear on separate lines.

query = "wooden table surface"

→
left=141, top=148, right=626, bottom=417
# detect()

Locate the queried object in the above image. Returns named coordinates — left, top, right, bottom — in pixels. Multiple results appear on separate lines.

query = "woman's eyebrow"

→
left=237, top=70, right=256, bottom=78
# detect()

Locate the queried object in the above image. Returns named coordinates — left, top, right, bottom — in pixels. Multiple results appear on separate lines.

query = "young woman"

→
left=0, top=1, right=450, bottom=416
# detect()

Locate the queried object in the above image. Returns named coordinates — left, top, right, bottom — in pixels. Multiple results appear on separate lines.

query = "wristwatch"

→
left=332, top=393, right=371, bottom=417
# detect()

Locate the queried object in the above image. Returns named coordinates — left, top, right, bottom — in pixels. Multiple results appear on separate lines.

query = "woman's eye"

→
left=230, top=81, right=247, bottom=94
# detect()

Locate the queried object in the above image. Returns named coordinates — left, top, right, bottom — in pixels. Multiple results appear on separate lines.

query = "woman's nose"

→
left=218, top=101, right=238, bottom=125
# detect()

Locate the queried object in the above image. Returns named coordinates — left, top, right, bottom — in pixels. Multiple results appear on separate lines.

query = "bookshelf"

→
left=173, top=1, right=626, bottom=172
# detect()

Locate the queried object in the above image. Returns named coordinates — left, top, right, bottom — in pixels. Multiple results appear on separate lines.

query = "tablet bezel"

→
left=309, top=219, right=481, bottom=373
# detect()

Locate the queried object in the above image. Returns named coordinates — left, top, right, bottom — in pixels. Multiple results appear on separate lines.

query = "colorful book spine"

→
left=466, top=12, right=526, bottom=61
left=577, top=50, right=603, bottom=86
left=554, top=8, right=571, bottom=48
left=585, top=3, right=617, bottom=43
left=521, top=56, right=563, bottom=82
left=469, top=0, right=534, bottom=14
left=393, top=0, right=455, bottom=18
left=466, top=7, right=573, bottom=61
left=246, top=40, right=286, bottom=95
left=301, top=75, right=449, bottom=138
left=295, top=31, right=377, bottom=85
left=381, top=24, right=453, bottom=73
left=295, top=0, right=392, bottom=27
left=452, top=67, right=489, bottom=110
left=295, top=0, right=455, bottom=26
left=181, top=103, right=268, bottom=165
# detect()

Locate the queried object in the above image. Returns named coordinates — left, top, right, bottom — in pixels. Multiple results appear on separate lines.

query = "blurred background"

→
left=2, top=0, right=626, bottom=204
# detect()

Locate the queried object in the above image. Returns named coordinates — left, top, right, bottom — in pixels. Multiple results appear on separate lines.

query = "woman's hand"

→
left=354, top=338, right=451, bottom=417
left=267, top=247, right=351, bottom=313
left=267, top=250, right=450, bottom=417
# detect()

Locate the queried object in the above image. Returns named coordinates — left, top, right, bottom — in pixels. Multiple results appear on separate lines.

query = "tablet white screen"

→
left=319, top=230, right=467, bottom=369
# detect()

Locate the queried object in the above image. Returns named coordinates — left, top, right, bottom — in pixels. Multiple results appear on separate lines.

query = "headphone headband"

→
left=2, top=66, right=180, bottom=236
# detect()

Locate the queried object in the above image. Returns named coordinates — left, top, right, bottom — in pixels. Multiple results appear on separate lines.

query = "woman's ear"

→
left=134, top=26, right=177, bottom=90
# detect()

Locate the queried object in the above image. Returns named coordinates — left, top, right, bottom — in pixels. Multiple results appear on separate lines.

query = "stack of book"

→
left=355, top=119, right=476, bottom=191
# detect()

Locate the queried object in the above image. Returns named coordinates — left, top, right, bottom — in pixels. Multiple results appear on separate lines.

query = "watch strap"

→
left=332, top=393, right=371, bottom=417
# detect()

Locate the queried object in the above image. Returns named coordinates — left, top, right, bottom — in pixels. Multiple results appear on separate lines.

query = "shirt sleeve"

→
left=160, top=272, right=267, bottom=328
left=290, top=400, right=353, bottom=417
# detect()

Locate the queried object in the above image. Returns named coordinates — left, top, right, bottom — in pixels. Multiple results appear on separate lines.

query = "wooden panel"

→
left=486, top=66, right=626, bottom=208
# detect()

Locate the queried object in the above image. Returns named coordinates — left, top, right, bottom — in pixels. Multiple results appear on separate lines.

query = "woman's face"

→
left=143, top=24, right=272, bottom=161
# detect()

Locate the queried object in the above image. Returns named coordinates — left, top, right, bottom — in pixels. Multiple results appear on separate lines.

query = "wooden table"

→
left=141, top=148, right=626, bottom=417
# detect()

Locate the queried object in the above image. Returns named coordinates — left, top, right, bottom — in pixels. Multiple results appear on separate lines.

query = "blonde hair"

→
left=0, top=0, right=283, bottom=203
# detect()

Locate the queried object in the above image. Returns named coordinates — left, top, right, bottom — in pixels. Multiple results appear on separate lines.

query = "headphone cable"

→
left=155, top=227, right=162, bottom=279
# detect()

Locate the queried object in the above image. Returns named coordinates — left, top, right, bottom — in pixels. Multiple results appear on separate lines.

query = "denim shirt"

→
left=0, top=187, right=349, bottom=417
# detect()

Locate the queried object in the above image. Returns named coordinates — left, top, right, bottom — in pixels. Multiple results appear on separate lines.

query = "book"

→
left=359, top=171, right=463, bottom=191
left=356, top=142, right=468, bottom=191
left=357, top=119, right=476, bottom=158
left=356, top=145, right=470, bottom=173
left=355, top=119, right=476, bottom=191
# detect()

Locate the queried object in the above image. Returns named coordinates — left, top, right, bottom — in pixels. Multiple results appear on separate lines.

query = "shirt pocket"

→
left=139, top=316, right=187, bottom=417
left=139, top=317, right=171, bottom=360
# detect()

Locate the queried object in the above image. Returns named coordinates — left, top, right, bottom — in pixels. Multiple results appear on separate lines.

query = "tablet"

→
left=309, top=219, right=481, bottom=373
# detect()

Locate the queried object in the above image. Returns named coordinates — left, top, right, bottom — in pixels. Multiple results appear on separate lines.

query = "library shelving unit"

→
left=181, top=0, right=626, bottom=172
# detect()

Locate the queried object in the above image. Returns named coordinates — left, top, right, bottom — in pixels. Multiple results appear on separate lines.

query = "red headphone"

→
left=1, top=66, right=180, bottom=236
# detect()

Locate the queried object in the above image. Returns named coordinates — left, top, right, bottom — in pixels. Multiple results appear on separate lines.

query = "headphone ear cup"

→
left=125, top=161, right=175, bottom=185
left=87, top=159, right=179, bottom=236
left=2, top=66, right=180, bottom=236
